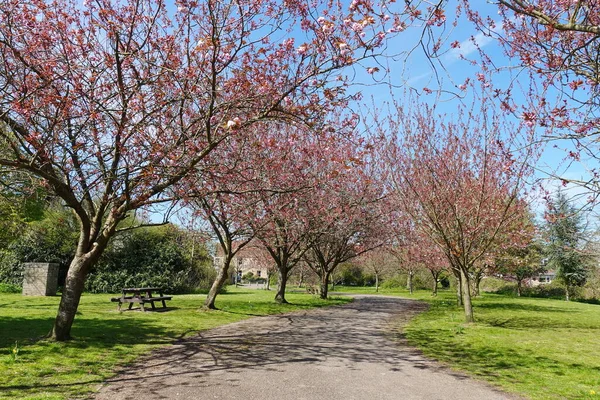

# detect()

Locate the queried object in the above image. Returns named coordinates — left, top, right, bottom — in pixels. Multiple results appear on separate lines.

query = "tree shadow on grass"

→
left=0, top=315, right=175, bottom=347
left=476, top=301, right=574, bottom=313
left=406, top=326, right=577, bottom=382
left=474, top=302, right=599, bottom=329
left=0, top=316, right=178, bottom=399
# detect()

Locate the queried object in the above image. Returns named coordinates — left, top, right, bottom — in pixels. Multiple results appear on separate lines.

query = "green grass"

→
left=398, top=290, right=600, bottom=400
left=333, top=285, right=600, bottom=399
left=0, top=288, right=349, bottom=400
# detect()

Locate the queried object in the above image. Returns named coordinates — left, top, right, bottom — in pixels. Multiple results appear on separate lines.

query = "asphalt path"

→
left=94, top=296, right=519, bottom=400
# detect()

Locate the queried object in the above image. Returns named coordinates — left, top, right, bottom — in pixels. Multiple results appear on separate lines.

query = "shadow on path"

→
left=95, top=296, right=519, bottom=400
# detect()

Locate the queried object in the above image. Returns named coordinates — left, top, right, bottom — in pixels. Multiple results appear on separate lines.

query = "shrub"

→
left=85, top=225, right=212, bottom=294
left=0, top=282, right=21, bottom=293
left=521, top=282, right=568, bottom=299
left=0, top=207, right=78, bottom=288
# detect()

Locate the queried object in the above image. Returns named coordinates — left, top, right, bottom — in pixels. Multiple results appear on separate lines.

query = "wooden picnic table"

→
left=111, top=287, right=172, bottom=311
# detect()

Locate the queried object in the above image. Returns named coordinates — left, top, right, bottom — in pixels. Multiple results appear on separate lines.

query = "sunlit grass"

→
left=399, top=290, right=600, bottom=400
left=0, top=288, right=349, bottom=399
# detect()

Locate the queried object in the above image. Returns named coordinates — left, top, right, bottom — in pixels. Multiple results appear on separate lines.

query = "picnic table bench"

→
left=111, top=287, right=172, bottom=311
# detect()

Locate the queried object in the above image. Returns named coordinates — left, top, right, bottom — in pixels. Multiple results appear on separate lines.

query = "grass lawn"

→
left=332, top=285, right=600, bottom=400
left=0, top=288, right=349, bottom=400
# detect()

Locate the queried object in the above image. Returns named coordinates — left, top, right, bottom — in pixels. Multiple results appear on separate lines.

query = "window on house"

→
left=257, top=270, right=261, bottom=277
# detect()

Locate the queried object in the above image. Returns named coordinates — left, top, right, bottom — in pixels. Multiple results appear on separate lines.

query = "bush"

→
left=85, top=225, right=212, bottom=294
left=0, top=207, right=78, bottom=288
left=380, top=274, right=405, bottom=289
left=521, top=282, right=568, bottom=299
left=0, top=282, right=21, bottom=293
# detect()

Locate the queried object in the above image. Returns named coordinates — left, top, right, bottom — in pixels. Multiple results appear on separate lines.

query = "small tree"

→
left=545, top=191, right=589, bottom=301
left=495, top=241, right=544, bottom=297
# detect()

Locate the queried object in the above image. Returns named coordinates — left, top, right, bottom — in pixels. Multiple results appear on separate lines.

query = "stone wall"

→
left=22, top=263, right=59, bottom=296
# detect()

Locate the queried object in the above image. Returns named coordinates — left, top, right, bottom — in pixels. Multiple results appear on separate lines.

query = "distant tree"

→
left=496, top=240, right=544, bottom=297
left=355, top=250, right=395, bottom=292
left=0, top=204, right=78, bottom=287
left=545, top=192, right=589, bottom=301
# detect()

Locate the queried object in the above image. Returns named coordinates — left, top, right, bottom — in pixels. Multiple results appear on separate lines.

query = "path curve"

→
left=95, top=296, right=519, bottom=400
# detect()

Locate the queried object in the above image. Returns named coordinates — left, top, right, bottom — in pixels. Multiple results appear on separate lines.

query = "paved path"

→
left=95, top=296, right=518, bottom=400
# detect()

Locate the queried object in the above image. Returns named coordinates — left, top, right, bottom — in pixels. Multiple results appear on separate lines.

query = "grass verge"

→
left=399, top=290, right=600, bottom=400
left=0, top=288, right=349, bottom=400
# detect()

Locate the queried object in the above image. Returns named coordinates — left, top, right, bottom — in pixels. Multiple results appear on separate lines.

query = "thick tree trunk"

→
left=460, top=269, right=474, bottom=323
left=375, top=272, right=379, bottom=293
left=204, top=258, right=232, bottom=310
left=265, top=273, right=271, bottom=290
left=50, top=255, right=90, bottom=341
left=275, top=268, right=289, bottom=304
left=565, top=285, right=570, bottom=301
left=407, top=272, right=414, bottom=294
left=319, top=272, right=329, bottom=299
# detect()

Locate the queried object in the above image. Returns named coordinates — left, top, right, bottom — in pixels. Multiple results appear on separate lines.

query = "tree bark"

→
left=407, top=272, right=414, bottom=294
left=472, top=274, right=482, bottom=297
left=565, top=285, right=570, bottom=301
left=275, top=268, right=289, bottom=304
left=204, top=257, right=232, bottom=310
left=517, top=280, right=522, bottom=297
left=455, top=272, right=463, bottom=306
left=460, top=269, right=475, bottom=323
left=50, top=255, right=90, bottom=341
left=319, top=272, right=329, bottom=299
left=431, top=271, right=438, bottom=296
left=298, top=269, right=304, bottom=288
left=375, top=272, right=379, bottom=293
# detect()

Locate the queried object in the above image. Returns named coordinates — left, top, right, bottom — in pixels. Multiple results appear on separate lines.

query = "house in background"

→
left=213, top=243, right=271, bottom=284
left=529, top=270, right=556, bottom=286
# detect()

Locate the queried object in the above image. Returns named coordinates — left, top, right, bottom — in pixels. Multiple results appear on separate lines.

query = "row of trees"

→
left=1, top=0, right=599, bottom=341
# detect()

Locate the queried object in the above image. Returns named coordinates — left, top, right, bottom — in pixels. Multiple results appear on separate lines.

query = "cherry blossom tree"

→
left=464, top=1, right=600, bottom=202
left=242, top=122, right=323, bottom=303
left=381, top=93, right=536, bottom=322
left=0, top=0, right=411, bottom=340
left=303, top=135, right=388, bottom=299
left=355, top=249, right=395, bottom=292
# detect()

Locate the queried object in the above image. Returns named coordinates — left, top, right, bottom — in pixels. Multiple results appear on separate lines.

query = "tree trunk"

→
left=375, top=272, right=379, bottom=293
left=460, top=269, right=475, bottom=323
left=298, top=269, right=304, bottom=288
left=517, top=280, right=522, bottom=297
left=204, top=258, right=232, bottom=310
left=472, top=275, right=482, bottom=297
left=455, top=272, right=463, bottom=306
left=266, top=273, right=271, bottom=290
left=565, top=285, right=570, bottom=301
left=431, top=271, right=438, bottom=296
left=407, top=272, right=414, bottom=294
left=275, top=268, right=289, bottom=304
left=50, top=254, right=92, bottom=341
left=319, top=272, right=329, bottom=299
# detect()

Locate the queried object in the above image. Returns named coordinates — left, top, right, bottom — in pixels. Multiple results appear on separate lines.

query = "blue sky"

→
left=343, top=0, right=598, bottom=220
